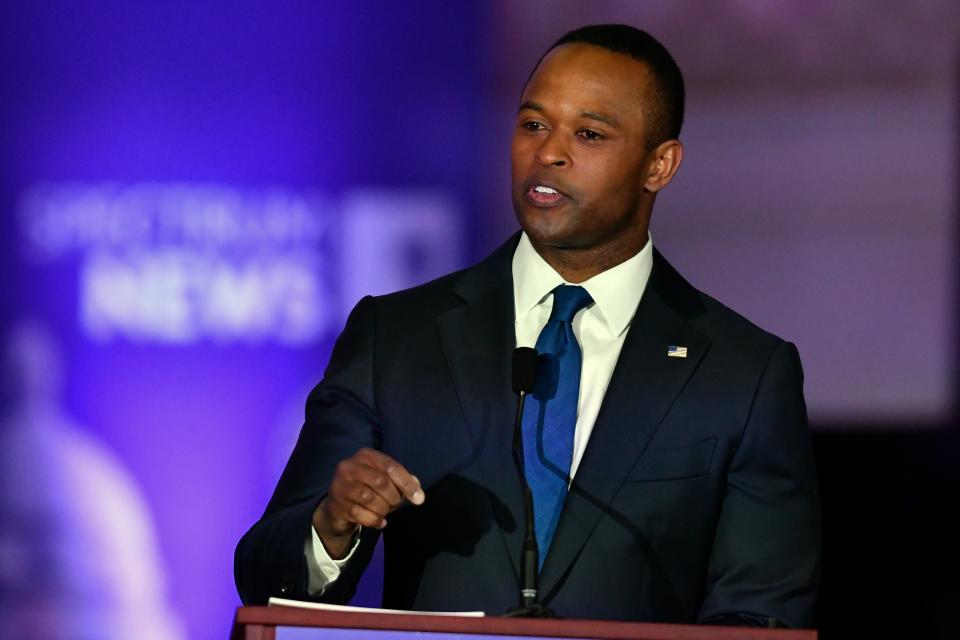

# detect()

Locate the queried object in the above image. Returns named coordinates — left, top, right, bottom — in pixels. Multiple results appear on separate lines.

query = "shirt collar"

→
left=511, top=231, right=654, bottom=337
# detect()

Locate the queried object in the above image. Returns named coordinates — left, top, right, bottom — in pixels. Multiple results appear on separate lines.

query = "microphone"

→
left=504, top=347, right=554, bottom=618
left=512, top=346, right=538, bottom=395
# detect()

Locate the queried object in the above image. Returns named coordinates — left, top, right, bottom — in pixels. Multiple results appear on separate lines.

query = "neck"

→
left=531, top=229, right=649, bottom=284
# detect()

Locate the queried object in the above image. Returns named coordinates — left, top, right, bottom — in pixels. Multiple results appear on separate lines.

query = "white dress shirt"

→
left=305, top=232, right=654, bottom=595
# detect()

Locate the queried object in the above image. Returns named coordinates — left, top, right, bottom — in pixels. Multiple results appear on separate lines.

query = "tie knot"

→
left=549, top=285, right=593, bottom=323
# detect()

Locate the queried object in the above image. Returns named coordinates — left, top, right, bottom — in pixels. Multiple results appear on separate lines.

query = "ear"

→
left=643, top=139, right=683, bottom=193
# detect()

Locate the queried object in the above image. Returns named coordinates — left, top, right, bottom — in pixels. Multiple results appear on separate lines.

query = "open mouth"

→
left=525, top=183, right=568, bottom=207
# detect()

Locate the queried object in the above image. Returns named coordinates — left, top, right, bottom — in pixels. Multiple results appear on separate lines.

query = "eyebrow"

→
left=579, top=110, right=620, bottom=129
left=517, top=101, right=621, bottom=129
left=518, top=100, right=544, bottom=114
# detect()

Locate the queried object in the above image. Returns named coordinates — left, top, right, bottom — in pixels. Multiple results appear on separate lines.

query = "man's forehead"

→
left=523, top=43, right=653, bottom=102
left=537, top=44, right=650, bottom=78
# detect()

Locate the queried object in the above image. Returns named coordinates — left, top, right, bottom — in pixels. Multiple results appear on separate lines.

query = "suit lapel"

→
left=538, top=251, right=712, bottom=599
left=436, top=235, right=526, bottom=579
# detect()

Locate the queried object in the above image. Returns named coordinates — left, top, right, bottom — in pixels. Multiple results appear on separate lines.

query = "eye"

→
left=521, top=120, right=546, bottom=132
left=577, top=129, right=604, bottom=141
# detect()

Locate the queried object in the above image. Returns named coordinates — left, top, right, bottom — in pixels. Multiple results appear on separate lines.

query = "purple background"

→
left=1, top=2, right=958, bottom=639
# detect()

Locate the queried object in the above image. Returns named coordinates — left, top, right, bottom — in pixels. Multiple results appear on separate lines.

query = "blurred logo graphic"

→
left=17, top=183, right=462, bottom=346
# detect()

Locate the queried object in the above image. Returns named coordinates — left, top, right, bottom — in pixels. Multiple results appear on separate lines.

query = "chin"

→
left=515, top=203, right=577, bottom=244
left=520, top=224, right=583, bottom=250
left=517, top=216, right=561, bottom=245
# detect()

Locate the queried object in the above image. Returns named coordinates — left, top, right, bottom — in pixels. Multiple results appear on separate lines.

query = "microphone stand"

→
left=504, top=350, right=555, bottom=618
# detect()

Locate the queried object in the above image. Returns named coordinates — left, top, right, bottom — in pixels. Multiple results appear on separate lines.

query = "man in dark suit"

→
left=235, top=24, right=820, bottom=627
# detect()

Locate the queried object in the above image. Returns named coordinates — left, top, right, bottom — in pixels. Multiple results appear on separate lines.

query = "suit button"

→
left=279, top=581, right=293, bottom=595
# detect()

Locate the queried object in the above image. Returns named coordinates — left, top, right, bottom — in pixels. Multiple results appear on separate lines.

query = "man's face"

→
left=511, top=44, right=660, bottom=254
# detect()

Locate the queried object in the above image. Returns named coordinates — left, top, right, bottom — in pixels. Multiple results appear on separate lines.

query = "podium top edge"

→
left=233, top=605, right=817, bottom=640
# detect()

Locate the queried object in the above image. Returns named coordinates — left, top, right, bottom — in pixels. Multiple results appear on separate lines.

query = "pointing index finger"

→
left=385, top=464, right=424, bottom=506
left=359, top=448, right=425, bottom=506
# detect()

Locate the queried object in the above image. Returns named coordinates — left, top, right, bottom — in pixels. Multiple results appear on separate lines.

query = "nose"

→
left=535, top=132, right=569, bottom=167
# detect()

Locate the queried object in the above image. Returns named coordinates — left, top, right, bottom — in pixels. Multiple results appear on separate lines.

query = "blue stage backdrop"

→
left=0, top=3, right=495, bottom=639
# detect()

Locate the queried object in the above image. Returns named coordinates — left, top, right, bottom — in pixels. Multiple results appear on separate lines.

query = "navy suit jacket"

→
left=235, top=233, right=820, bottom=626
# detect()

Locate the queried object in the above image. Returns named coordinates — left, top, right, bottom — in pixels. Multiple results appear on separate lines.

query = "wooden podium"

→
left=231, top=606, right=817, bottom=640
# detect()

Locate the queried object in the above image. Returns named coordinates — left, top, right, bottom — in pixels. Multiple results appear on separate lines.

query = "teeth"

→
left=533, top=186, right=558, bottom=194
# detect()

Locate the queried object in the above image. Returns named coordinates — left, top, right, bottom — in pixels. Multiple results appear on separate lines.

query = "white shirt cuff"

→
left=304, top=526, right=362, bottom=596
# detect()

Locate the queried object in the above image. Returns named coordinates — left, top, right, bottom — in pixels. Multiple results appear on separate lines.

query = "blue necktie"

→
left=521, top=284, right=593, bottom=569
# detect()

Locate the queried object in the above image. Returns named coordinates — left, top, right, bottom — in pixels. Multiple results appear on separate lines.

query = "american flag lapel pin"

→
left=667, top=345, right=688, bottom=358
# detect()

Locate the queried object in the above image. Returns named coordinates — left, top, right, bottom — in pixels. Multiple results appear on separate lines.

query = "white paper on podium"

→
left=268, top=597, right=485, bottom=618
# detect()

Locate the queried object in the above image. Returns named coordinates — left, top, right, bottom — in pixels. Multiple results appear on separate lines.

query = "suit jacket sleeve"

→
left=697, top=341, right=821, bottom=627
left=234, top=295, right=383, bottom=605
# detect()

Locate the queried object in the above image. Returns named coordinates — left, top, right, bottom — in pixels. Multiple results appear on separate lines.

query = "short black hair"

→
left=530, top=24, right=685, bottom=147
